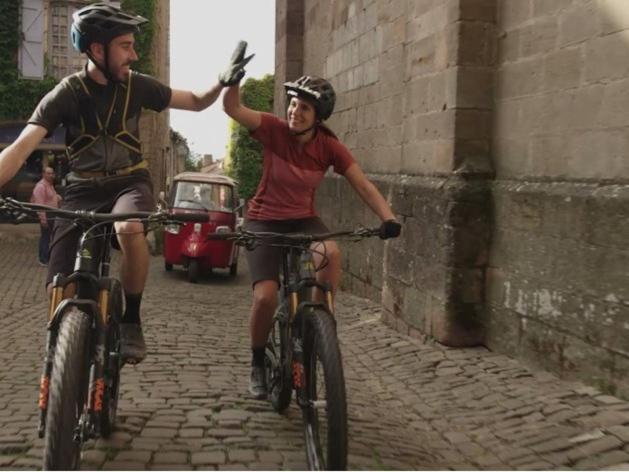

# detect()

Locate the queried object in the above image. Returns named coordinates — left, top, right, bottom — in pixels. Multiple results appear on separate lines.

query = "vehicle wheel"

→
left=43, top=306, right=91, bottom=470
left=229, top=261, right=238, bottom=277
left=266, top=316, right=292, bottom=413
left=188, top=259, right=200, bottom=283
left=302, top=308, right=347, bottom=471
left=101, top=280, right=123, bottom=438
left=164, top=261, right=173, bottom=271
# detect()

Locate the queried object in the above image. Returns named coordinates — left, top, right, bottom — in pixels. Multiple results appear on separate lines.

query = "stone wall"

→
left=275, top=0, right=629, bottom=395
left=140, top=0, right=170, bottom=198
left=487, top=0, right=629, bottom=396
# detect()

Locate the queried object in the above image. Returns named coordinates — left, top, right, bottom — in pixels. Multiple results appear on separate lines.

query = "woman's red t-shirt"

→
left=247, top=113, right=356, bottom=220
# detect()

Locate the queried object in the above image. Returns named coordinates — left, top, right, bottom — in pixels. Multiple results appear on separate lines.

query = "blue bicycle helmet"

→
left=71, top=3, right=148, bottom=53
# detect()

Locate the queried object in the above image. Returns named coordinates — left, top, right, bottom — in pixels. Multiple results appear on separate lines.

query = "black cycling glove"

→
left=379, top=219, right=401, bottom=239
left=219, top=41, right=255, bottom=86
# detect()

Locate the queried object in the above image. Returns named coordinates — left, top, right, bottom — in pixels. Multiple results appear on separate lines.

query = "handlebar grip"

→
left=170, top=212, right=209, bottom=223
left=206, top=232, right=234, bottom=240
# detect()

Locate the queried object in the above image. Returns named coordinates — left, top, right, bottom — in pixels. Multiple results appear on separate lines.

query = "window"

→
left=172, top=182, right=234, bottom=212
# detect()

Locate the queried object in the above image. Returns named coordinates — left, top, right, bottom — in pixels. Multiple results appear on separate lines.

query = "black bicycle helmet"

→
left=71, top=3, right=148, bottom=53
left=283, top=76, right=336, bottom=121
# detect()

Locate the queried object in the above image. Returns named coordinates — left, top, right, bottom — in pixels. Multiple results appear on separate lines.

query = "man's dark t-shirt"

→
left=28, top=67, right=171, bottom=173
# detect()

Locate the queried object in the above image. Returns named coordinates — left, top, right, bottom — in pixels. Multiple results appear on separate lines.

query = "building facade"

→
left=275, top=0, right=629, bottom=396
left=2, top=0, right=174, bottom=199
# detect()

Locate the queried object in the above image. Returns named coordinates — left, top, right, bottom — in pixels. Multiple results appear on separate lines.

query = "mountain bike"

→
left=208, top=226, right=389, bottom=470
left=0, top=197, right=207, bottom=470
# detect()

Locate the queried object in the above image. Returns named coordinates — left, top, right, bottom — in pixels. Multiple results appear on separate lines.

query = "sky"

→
left=169, top=0, right=276, bottom=161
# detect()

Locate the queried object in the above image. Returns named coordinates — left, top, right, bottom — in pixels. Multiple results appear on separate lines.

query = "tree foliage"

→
left=170, top=128, right=200, bottom=172
left=225, top=74, right=274, bottom=200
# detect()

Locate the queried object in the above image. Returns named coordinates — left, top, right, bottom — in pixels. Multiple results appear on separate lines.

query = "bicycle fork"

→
left=37, top=276, right=113, bottom=442
left=283, top=250, right=335, bottom=409
left=38, top=275, right=73, bottom=438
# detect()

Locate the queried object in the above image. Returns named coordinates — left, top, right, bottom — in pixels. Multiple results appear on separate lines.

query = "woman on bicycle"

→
left=223, top=61, right=401, bottom=399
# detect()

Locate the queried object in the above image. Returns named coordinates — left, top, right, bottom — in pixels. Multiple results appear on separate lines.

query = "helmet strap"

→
left=86, top=43, right=117, bottom=84
left=290, top=124, right=316, bottom=137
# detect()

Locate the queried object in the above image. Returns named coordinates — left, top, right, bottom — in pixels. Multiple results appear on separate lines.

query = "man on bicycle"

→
left=0, top=3, right=249, bottom=364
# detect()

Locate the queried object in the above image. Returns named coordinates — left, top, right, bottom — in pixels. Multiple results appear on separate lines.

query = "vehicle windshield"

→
left=172, top=181, right=234, bottom=212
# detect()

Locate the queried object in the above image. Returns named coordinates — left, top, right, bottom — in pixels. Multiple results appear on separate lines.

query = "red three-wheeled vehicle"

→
left=162, top=172, right=242, bottom=283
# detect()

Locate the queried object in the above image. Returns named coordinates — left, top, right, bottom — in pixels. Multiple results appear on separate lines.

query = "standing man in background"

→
left=30, top=166, right=61, bottom=266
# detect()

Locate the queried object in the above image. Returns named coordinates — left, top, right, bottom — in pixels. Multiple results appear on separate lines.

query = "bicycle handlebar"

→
left=206, top=227, right=382, bottom=245
left=0, top=197, right=209, bottom=224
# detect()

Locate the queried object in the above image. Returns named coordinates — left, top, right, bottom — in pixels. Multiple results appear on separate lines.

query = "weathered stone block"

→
left=543, top=46, right=583, bottom=93
left=407, top=35, right=438, bottom=77
left=498, top=0, right=531, bottom=31
left=456, top=66, right=494, bottom=109
left=585, top=32, right=629, bottom=83
left=520, top=16, right=558, bottom=57
left=457, top=0, right=497, bottom=23
left=458, top=21, right=497, bottom=66
left=497, top=28, right=520, bottom=63
left=599, top=78, right=629, bottom=128
left=497, top=57, right=544, bottom=98
left=532, top=0, right=572, bottom=17
left=558, top=1, right=599, bottom=47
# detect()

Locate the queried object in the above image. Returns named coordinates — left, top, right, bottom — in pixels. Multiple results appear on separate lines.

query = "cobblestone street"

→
left=2, top=225, right=629, bottom=470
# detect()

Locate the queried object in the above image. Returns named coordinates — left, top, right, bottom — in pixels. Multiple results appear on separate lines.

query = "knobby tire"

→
left=100, top=281, right=123, bottom=437
left=43, top=306, right=91, bottom=470
left=303, top=308, right=348, bottom=470
left=267, top=314, right=292, bottom=412
left=100, top=321, right=121, bottom=437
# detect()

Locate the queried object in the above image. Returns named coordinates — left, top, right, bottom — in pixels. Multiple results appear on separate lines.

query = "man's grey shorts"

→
left=46, top=170, right=154, bottom=285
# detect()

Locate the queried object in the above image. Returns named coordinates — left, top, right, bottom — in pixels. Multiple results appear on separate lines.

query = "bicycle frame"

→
left=205, top=225, right=385, bottom=470
left=0, top=196, right=209, bottom=468
left=276, top=245, right=334, bottom=405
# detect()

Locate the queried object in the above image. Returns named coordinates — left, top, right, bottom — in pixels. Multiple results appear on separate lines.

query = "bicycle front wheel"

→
left=266, top=314, right=292, bottom=412
left=101, top=320, right=121, bottom=437
left=101, top=280, right=123, bottom=437
left=302, top=308, right=348, bottom=470
left=43, top=306, right=91, bottom=470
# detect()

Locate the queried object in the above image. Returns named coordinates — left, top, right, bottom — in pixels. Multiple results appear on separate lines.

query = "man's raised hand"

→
left=219, top=41, right=255, bottom=87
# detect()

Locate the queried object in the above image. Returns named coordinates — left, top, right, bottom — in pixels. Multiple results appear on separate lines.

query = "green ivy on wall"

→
left=225, top=74, right=274, bottom=200
left=0, top=1, right=58, bottom=120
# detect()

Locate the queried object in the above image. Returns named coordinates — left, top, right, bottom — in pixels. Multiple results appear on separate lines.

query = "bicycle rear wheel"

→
left=302, top=307, right=347, bottom=470
left=43, top=306, right=91, bottom=470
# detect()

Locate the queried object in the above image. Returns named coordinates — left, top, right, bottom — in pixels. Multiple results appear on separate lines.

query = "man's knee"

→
left=115, top=221, right=146, bottom=249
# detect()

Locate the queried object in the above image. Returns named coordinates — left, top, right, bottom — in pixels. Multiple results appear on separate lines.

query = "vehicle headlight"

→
left=165, top=224, right=180, bottom=235
left=194, top=223, right=202, bottom=234
left=216, top=225, right=230, bottom=233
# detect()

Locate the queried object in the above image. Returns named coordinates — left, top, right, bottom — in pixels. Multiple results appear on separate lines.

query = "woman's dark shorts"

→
left=244, top=217, right=329, bottom=287
left=46, top=170, right=154, bottom=285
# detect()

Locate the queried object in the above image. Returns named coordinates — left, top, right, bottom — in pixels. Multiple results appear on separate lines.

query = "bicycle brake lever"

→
left=244, top=238, right=259, bottom=251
